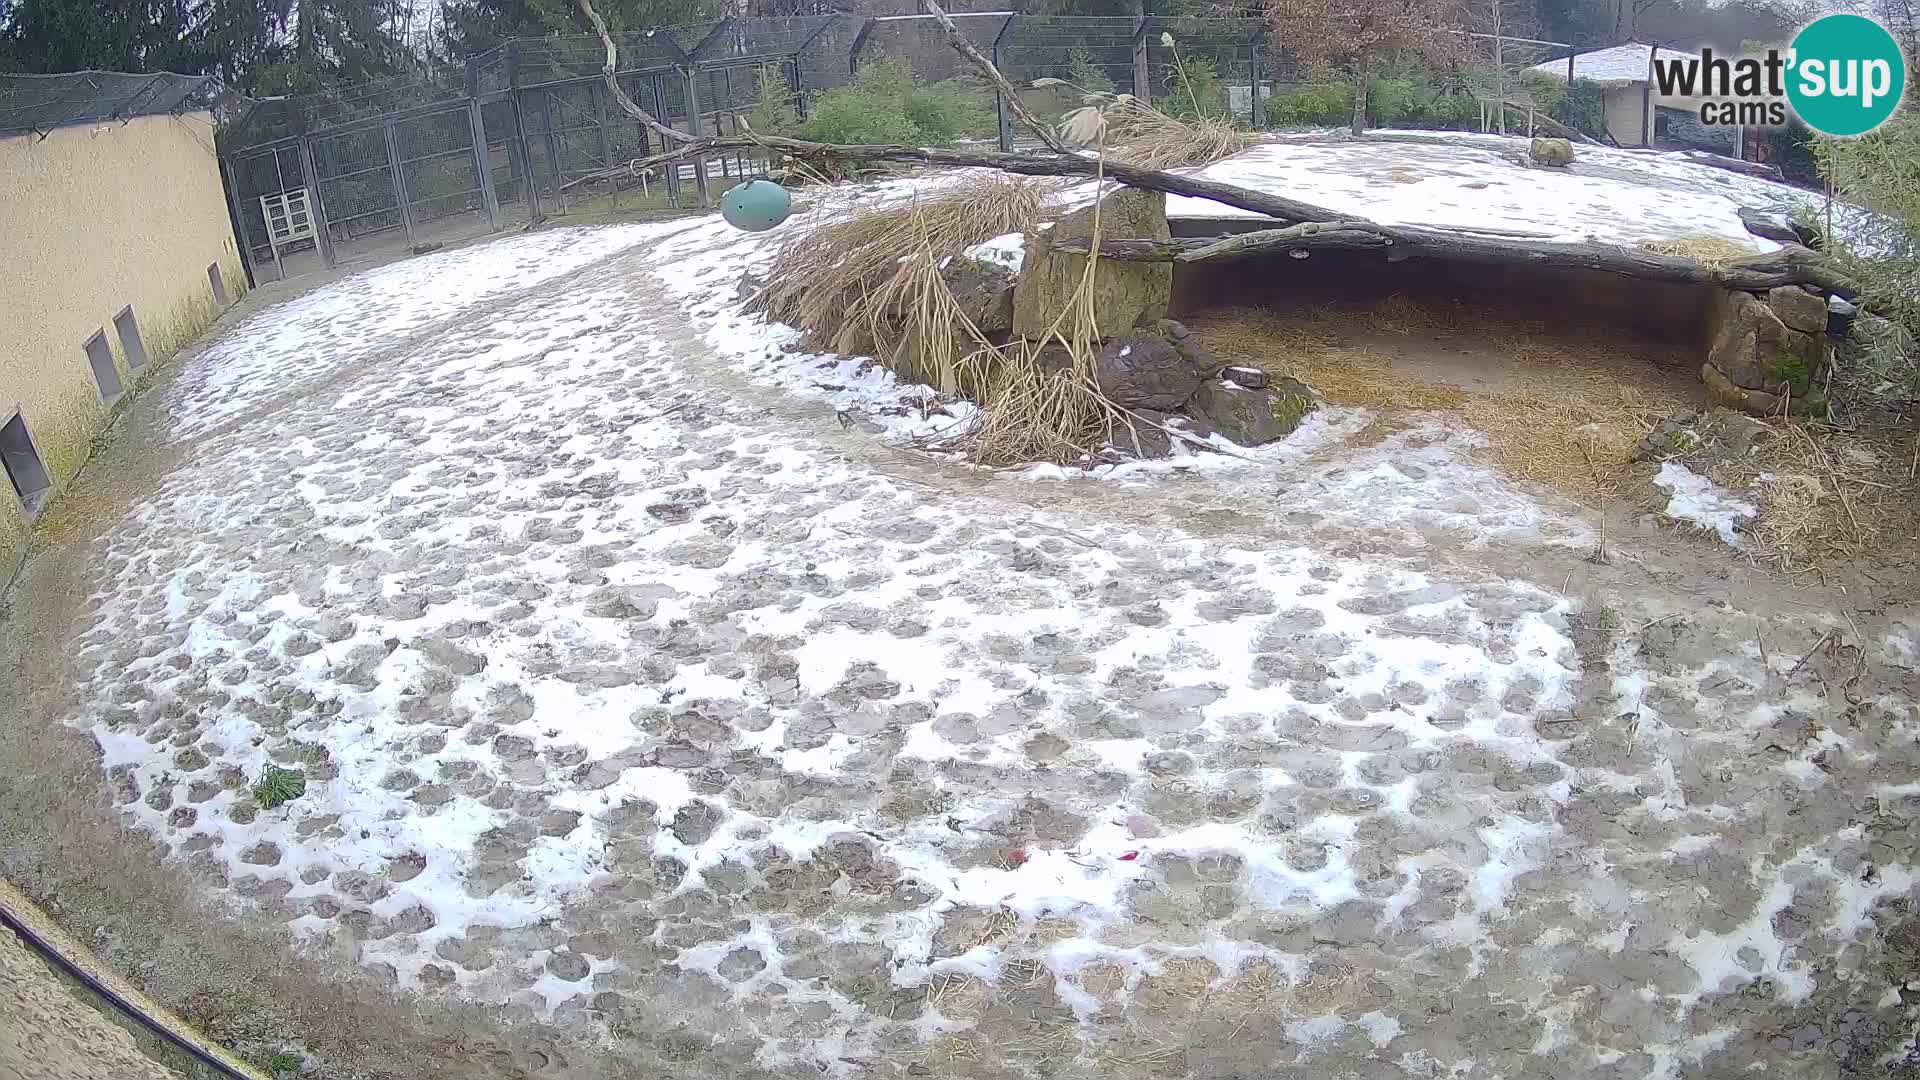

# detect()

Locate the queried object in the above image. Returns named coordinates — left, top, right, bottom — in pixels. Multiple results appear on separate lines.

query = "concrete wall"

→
left=0, top=111, right=244, bottom=564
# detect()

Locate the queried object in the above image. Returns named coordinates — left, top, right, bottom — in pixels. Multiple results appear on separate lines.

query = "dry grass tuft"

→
left=1187, top=303, right=1687, bottom=504
left=755, top=172, right=1053, bottom=394
left=1635, top=234, right=1761, bottom=265
left=1107, top=100, right=1259, bottom=169
left=757, top=172, right=1151, bottom=468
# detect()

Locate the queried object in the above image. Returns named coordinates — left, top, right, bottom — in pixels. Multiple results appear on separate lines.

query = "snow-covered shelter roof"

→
left=1529, top=41, right=1702, bottom=87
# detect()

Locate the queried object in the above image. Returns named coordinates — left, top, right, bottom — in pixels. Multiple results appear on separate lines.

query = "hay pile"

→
left=1713, top=420, right=1919, bottom=570
left=1187, top=302, right=1686, bottom=504
left=754, top=174, right=1054, bottom=397
left=1635, top=234, right=1761, bottom=265
left=1105, top=100, right=1258, bottom=170
left=756, top=171, right=1148, bottom=467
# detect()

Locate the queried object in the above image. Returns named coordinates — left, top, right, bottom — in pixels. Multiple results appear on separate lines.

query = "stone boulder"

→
left=1530, top=138, right=1575, bottom=167
left=1108, top=409, right=1174, bottom=459
left=1704, top=289, right=1829, bottom=415
left=1184, top=375, right=1321, bottom=447
left=1012, top=187, right=1172, bottom=340
left=940, top=255, right=1017, bottom=336
left=1766, top=285, right=1829, bottom=334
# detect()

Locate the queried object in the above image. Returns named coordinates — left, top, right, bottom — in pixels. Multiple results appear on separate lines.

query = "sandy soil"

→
left=2, top=214, right=1918, bottom=1080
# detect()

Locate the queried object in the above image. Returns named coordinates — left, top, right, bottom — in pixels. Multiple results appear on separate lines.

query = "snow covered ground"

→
left=56, top=146, right=1920, bottom=1080
left=1169, top=130, right=1830, bottom=248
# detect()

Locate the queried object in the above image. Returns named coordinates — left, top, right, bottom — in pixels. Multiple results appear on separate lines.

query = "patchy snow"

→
left=57, top=150, right=1920, bottom=1078
left=74, top=217, right=1603, bottom=1056
left=963, top=232, right=1026, bottom=272
left=1166, top=132, right=1828, bottom=250
left=161, top=225, right=683, bottom=440
left=1653, top=461, right=1757, bottom=547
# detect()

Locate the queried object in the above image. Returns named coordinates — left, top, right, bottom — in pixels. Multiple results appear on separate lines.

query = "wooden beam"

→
left=1061, top=226, right=1859, bottom=296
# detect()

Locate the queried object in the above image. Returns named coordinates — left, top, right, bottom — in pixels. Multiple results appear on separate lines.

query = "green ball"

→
left=720, top=179, right=792, bottom=232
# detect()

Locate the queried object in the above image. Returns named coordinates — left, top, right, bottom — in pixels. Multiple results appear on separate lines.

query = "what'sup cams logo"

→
left=1651, top=13, right=1909, bottom=137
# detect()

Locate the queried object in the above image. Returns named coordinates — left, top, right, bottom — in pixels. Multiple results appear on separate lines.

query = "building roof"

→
left=1528, top=42, right=1703, bottom=87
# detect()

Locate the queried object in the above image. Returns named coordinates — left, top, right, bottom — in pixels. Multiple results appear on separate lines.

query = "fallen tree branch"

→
left=919, top=0, right=1069, bottom=155
left=1490, top=100, right=1597, bottom=145
left=563, top=135, right=1348, bottom=222
left=1059, top=225, right=1860, bottom=296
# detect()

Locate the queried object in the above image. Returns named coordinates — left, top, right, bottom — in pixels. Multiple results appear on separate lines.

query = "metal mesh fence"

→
left=217, top=14, right=1589, bottom=284
left=0, top=70, right=221, bottom=137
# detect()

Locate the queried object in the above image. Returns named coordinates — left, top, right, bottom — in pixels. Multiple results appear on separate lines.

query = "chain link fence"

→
left=1, top=70, right=223, bottom=137
left=218, top=13, right=1589, bottom=284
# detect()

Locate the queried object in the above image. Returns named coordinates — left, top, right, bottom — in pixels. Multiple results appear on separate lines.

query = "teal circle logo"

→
left=1786, top=14, right=1907, bottom=136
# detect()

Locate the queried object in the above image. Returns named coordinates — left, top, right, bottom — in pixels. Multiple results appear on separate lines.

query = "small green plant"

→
left=251, top=766, right=306, bottom=810
left=1595, top=606, right=1621, bottom=630
left=266, top=1052, right=304, bottom=1076
left=746, top=64, right=800, bottom=137
left=1065, top=47, right=1115, bottom=96
left=1157, top=35, right=1229, bottom=122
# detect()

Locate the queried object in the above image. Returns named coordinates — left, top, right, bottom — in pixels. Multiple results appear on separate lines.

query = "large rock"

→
left=1705, top=289, right=1829, bottom=411
left=940, top=256, right=1016, bottom=336
left=1529, top=138, right=1575, bottom=167
left=1184, top=376, right=1320, bottom=447
left=1702, top=364, right=1825, bottom=416
left=1012, top=187, right=1171, bottom=340
left=1094, top=333, right=1215, bottom=411
left=1767, top=285, right=1829, bottom=334
left=1109, top=409, right=1173, bottom=459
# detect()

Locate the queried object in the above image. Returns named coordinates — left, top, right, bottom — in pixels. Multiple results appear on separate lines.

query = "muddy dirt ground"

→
left=2, top=221, right=1918, bottom=1080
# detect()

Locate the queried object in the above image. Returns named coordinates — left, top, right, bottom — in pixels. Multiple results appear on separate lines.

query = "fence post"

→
left=382, top=120, right=419, bottom=247
left=541, top=90, right=567, bottom=214
left=1131, top=17, right=1150, bottom=103
left=654, top=78, right=680, bottom=206
left=469, top=97, right=501, bottom=231
left=683, top=66, right=710, bottom=206
left=593, top=79, right=617, bottom=210
left=506, top=43, right=538, bottom=218
left=1564, top=51, right=1576, bottom=128
left=1249, top=39, right=1264, bottom=129
left=296, top=135, right=337, bottom=268
left=218, top=155, right=261, bottom=288
left=992, top=16, right=1015, bottom=153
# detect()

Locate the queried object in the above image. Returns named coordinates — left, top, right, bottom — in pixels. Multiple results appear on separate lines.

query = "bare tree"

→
left=1877, top=0, right=1918, bottom=60
left=1266, top=0, right=1462, bottom=136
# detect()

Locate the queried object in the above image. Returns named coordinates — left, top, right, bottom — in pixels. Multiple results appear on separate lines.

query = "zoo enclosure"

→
left=217, top=13, right=1578, bottom=283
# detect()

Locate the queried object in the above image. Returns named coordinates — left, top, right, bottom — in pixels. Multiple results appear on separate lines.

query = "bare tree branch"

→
left=917, top=0, right=1072, bottom=155
left=574, top=0, right=696, bottom=146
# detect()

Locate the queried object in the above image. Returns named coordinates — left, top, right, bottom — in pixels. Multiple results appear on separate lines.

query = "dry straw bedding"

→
left=1187, top=302, right=1685, bottom=506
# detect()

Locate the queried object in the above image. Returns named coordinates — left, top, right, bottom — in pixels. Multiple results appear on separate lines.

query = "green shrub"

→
left=1264, top=81, right=1352, bottom=127
left=798, top=59, right=992, bottom=147
left=1814, top=115, right=1920, bottom=398
left=800, top=89, right=921, bottom=145
left=905, top=79, right=995, bottom=142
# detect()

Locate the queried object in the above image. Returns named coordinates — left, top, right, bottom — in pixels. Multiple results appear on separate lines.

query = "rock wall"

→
left=1703, top=287, right=1832, bottom=416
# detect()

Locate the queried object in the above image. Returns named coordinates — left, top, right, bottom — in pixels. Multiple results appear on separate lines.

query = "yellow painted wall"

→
left=0, top=110, right=244, bottom=564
